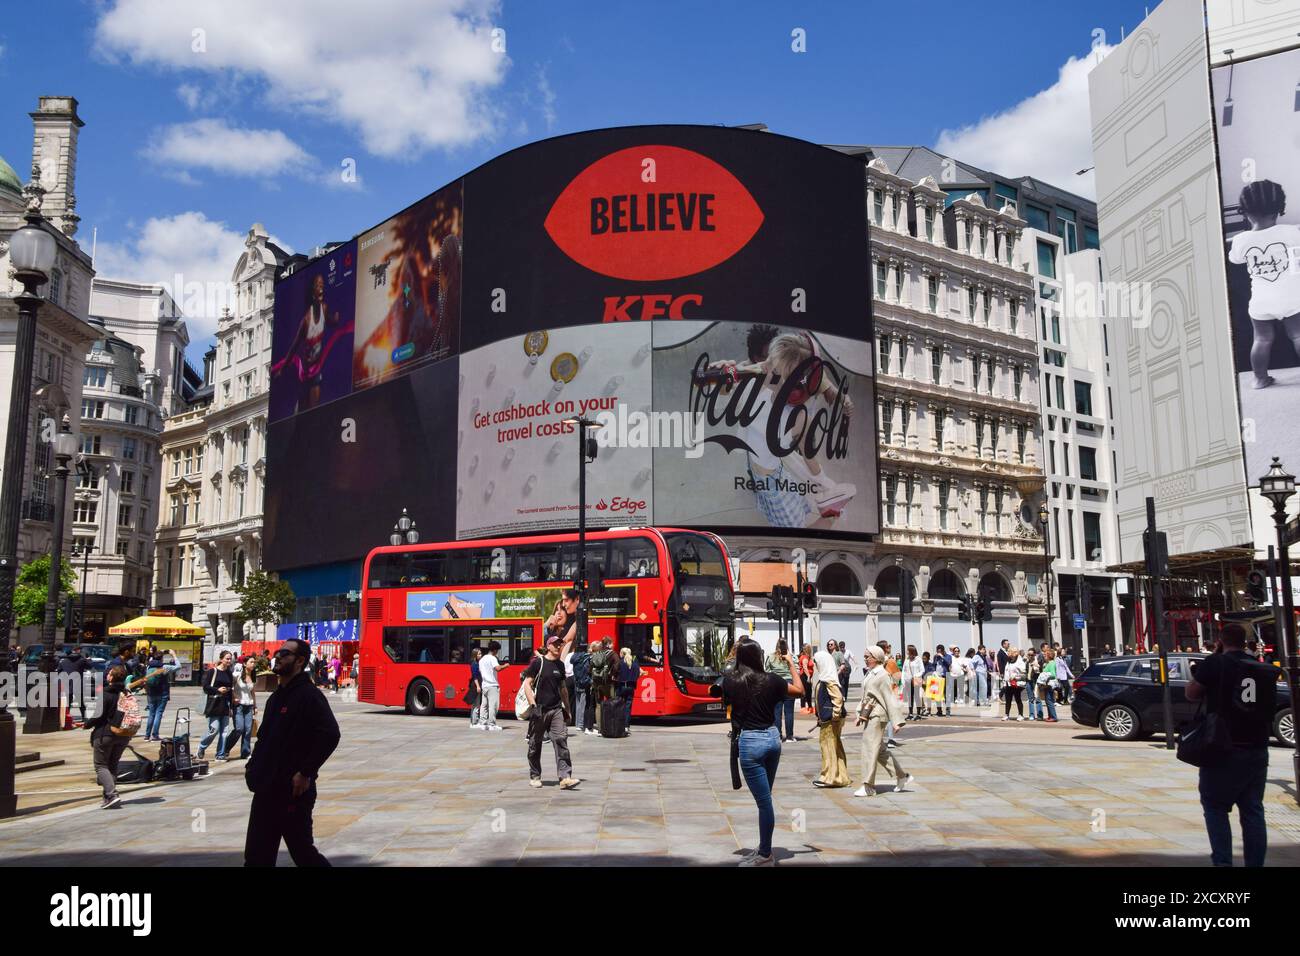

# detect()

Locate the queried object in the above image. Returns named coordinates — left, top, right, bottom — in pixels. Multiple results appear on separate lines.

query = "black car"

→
left=1070, top=653, right=1293, bottom=746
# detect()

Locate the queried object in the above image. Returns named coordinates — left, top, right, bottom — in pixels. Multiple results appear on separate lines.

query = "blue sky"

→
left=0, top=0, right=1148, bottom=359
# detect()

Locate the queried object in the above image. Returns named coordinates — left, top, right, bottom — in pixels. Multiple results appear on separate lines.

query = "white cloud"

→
left=146, top=119, right=313, bottom=179
left=95, top=0, right=509, bottom=158
left=94, top=212, right=285, bottom=344
left=935, top=46, right=1112, bottom=201
left=536, top=64, right=557, bottom=131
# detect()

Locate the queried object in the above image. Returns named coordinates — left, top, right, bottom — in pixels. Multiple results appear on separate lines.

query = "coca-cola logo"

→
left=544, top=145, right=764, bottom=280
left=688, top=353, right=850, bottom=462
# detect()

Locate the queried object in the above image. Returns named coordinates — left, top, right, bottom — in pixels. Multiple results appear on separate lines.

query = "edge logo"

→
left=50, top=886, right=152, bottom=936
left=545, top=144, right=764, bottom=282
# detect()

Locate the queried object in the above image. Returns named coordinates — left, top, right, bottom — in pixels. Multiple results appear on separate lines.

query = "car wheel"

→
left=405, top=679, right=436, bottom=717
left=1275, top=708, right=1295, bottom=747
left=1100, top=704, right=1140, bottom=741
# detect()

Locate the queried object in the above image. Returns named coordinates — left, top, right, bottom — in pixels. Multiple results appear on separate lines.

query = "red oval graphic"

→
left=544, top=144, right=764, bottom=281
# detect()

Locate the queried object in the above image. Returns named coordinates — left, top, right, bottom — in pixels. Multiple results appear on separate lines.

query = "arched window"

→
left=979, top=571, right=1012, bottom=602
left=817, top=563, right=861, bottom=597
left=873, top=566, right=903, bottom=598
left=929, top=569, right=966, bottom=601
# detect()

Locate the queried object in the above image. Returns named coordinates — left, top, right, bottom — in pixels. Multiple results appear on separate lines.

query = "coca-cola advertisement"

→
left=652, top=321, right=877, bottom=533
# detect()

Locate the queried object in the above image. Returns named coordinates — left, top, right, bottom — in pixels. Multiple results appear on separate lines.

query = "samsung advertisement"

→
left=265, top=125, right=876, bottom=571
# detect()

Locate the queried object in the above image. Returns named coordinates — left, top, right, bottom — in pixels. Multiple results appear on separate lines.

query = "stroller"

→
left=114, top=707, right=208, bottom=784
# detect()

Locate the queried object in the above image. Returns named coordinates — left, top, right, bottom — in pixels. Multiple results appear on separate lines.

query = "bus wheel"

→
left=406, top=679, right=436, bottom=716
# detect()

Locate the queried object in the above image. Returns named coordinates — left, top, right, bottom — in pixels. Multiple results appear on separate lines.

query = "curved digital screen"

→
left=265, top=125, right=877, bottom=571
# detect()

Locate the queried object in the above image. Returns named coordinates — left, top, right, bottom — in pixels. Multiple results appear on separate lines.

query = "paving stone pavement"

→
left=2, top=686, right=1298, bottom=867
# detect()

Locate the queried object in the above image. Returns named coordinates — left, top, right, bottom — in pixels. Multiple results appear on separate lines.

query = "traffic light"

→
left=1143, top=528, right=1169, bottom=577
left=958, top=593, right=972, bottom=621
left=766, top=598, right=777, bottom=620
left=981, top=588, right=993, bottom=622
left=898, top=569, right=914, bottom=615
left=1246, top=570, right=1268, bottom=605
left=801, top=580, right=818, bottom=610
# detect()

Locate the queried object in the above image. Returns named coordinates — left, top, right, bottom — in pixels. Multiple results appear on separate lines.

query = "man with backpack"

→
left=1186, top=624, right=1277, bottom=867
left=84, top=664, right=140, bottom=809
left=571, top=640, right=595, bottom=736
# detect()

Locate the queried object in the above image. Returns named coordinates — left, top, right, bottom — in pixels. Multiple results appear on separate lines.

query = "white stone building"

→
left=192, top=225, right=295, bottom=644
left=1, top=97, right=99, bottom=644
left=70, top=279, right=197, bottom=635
left=732, top=147, right=1051, bottom=667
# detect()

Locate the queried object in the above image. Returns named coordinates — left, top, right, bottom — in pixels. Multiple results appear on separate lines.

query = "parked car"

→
left=21, top=643, right=114, bottom=672
left=1071, top=653, right=1293, bottom=746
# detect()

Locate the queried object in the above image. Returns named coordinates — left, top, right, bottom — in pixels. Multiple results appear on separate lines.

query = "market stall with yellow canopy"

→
left=109, top=611, right=206, bottom=684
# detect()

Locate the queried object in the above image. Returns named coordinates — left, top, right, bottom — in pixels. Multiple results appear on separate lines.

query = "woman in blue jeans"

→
left=765, top=639, right=797, bottom=741
left=722, top=640, right=804, bottom=867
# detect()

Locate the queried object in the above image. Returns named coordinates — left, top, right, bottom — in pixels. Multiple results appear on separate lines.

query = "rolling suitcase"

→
left=598, top=699, right=627, bottom=738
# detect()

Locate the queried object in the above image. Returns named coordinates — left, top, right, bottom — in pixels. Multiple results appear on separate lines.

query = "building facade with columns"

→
left=729, top=144, right=1051, bottom=670
left=192, top=225, right=298, bottom=645
left=1, top=97, right=99, bottom=648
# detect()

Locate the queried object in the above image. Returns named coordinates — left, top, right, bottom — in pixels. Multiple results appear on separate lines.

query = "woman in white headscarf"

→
left=812, top=645, right=850, bottom=787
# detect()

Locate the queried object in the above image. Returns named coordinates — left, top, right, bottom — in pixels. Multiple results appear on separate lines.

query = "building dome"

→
left=0, top=154, right=22, bottom=199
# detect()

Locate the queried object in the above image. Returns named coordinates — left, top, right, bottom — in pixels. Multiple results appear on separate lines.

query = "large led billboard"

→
left=265, top=126, right=875, bottom=571
left=1211, top=46, right=1300, bottom=488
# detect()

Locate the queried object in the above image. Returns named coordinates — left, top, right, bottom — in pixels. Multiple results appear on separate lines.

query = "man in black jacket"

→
left=243, top=638, right=340, bottom=867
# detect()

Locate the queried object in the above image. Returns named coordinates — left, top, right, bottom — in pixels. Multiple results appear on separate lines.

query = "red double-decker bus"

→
left=357, top=527, right=734, bottom=719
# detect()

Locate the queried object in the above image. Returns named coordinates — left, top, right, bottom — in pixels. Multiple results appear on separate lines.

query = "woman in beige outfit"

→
left=854, top=644, right=914, bottom=797
left=812, top=647, right=850, bottom=787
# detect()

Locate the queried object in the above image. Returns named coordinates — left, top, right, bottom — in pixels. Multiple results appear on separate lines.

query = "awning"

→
left=109, top=610, right=206, bottom=637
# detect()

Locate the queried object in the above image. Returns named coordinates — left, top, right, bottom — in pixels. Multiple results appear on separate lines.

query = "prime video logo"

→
left=592, top=407, right=707, bottom=459
left=49, top=887, right=151, bottom=936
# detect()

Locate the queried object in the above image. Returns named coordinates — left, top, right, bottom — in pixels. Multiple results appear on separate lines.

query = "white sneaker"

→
left=1001, top=716, right=1010, bottom=721
left=897, top=774, right=914, bottom=792
left=853, top=785, right=877, bottom=797
left=816, top=482, right=856, bottom=517
left=488, top=725, right=503, bottom=732
left=738, top=853, right=774, bottom=867
left=1016, top=716, right=1026, bottom=721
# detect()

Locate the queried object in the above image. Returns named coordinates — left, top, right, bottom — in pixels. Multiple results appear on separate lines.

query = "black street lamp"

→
left=25, top=415, right=77, bottom=734
left=71, top=538, right=93, bottom=638
left=1038, top=503, right=1054, bottom=646
left=562, top=416, right=598, bottom=646
left=1259, top=456, right=1300, bottom=805
left=0, top=208, right=57, bottom=817
left=389, top=508, right=419, bottom=547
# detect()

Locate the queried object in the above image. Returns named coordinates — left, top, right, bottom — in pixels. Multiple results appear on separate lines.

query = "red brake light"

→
left=1072, top=680, right=1085, bottom=692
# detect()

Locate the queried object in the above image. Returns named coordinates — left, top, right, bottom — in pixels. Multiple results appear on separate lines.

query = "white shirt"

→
left=1228, top=224, right=1300, bottom=319
left=479, top=654, right=501, bottom=687
left=562, top=651, right=574, bottom=679
left=813, top=650, right=839, bottom=685
left=949, top=655, right=969, bottom=677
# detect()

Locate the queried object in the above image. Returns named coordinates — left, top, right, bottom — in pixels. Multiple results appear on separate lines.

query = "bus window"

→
left=448, top=629, right=469, bottom=663
left=407, top=627, right=447, bottom=663
left=611, top=537, right=659, bottom=578
left=666, top=533, right=726, bottom=577
left=516, top=545, right=560, bottom=582
left=621, top=623, right=663, bottom=667
left=559, top=542, right=609, bottom=582
left=382, top=628, right=405, bottom=662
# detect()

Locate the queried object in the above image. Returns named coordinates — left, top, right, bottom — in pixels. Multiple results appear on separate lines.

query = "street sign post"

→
left=1072, top=614, right=1086, bottom=631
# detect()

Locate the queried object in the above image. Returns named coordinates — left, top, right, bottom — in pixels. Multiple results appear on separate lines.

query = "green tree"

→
left=14, top=553, right=77, bottom=627
left=232, top=570, right=296, bottom=635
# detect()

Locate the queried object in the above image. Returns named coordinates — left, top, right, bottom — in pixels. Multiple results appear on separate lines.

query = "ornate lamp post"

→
left=0, top=205, right=57, bottom=817
left=1259, top=457, right=1299, bottom=804
left=389, top=508, right=419, bottom=548
left=562, top=417, right=598, bottom=646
